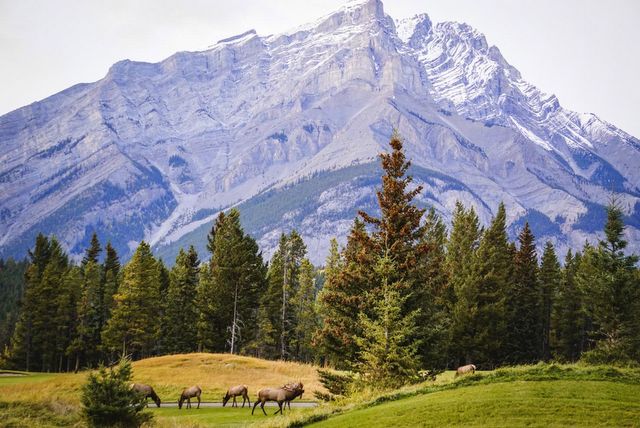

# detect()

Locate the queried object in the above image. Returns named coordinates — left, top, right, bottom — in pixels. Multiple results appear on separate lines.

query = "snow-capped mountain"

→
left=1, top=0, right=639, bottom=264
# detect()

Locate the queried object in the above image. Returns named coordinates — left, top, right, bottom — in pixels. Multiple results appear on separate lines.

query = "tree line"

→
left=1, top=133, right=639, bottom=385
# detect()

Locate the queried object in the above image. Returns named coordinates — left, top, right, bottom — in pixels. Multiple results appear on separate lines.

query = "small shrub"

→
left=81, top=357, right=152, bottom=427
left=315, top=369, right=354, bottom=401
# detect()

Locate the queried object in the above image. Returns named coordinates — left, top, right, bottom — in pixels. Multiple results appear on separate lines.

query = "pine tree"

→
left=164, top=247, right=200, bottom=354
left=579, top=200, right=640, bottom=362
left=101, top=242, right=161, bottom=359
left=0, top=258, right=28, bottom=357
left=82, top=232, right=102, bottom=267
left=538, top=241, right=560, bottom=361
left=314, top=226, right=375, bottom=368
left=314, top=238, right=351, bottom=366
left=291, top=259, right=319, bottom=362
left=257, top=231, right=306, bottom=359
left=197, top=210, right=266, bottom=354
left=416, top=208, right=450, bottom=368
left=10, top=234, right=52, bottom=370
left=76, top=260, right=103, bottom=367
left=57, top=267, right=83, bottom=372
left=355, top=255, right=420, bottom=388
left=354, top=132, right=437, bottom=372
left=196, top=212, right=226, bottom=352
left=81, top=357, right=151, bottom=427
left=509, top=222, right=540, bottom=363
left=446, top=202, right=481, bottom=366
left=472, top=203, right=512, bottom=367
left=102, top=242, right=120, bottom=322
left=32, top=238, right=69, bottom=372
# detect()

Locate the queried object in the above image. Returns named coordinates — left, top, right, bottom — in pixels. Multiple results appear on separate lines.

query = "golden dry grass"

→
left=133, top=353, right=324, bottom=403
left=0, top=353, right=324, bottom=408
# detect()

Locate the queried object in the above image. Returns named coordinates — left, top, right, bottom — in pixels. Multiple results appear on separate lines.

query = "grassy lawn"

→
left=309, top=380, right=640, bottom=427
left=149, top=406, right=311, bottom=427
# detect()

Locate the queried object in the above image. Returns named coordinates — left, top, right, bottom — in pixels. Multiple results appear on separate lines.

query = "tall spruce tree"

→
left=196, top=212, right=227, bottom=351
left=82, top=232, right=102, bottom=267
left=551, top=250, right=586, bottom=361
left=291, top=259, right=319, bottom=362
left=197, top=210, right=265, bottom=354
left=163, top=247, right=199, bottom=354
left=0, top=258, right=28, bottom=358
left=579, top=201, right=640, bottom=362
left=416, top=207, right=450, bottom=367
left=313, top=225, right=372, bottom=368
left=34, top=238, right=69, bottom=372
left=102, top=242, right=120, bottom=322
left=355, top=132, right=437, bottom=373
left=472, top=203, right=512, bottom=367
left=355, top=255, right=420, bottom=388
left=57, top=266, right=82, bottom=372
left=538, top=241, right=560, bottom=361
left=446, top=202, right=482, bottom=366
left=9, top=234, right=51, bottom=370
left=76, top=260, right=103, bottom=367
left=257, top=231, right=306, bottom=359
left=509, top=222, right=540, bottom=363
left=102, top=242, right=161, bottom=359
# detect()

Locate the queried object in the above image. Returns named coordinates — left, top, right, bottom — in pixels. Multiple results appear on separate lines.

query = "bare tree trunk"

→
left=281, top=250, right=288, bottom=360
left=230, top=280, right=240, bottom=354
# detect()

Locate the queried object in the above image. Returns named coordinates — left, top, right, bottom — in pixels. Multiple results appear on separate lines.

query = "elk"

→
left=130, top=383, right=161, bottom=407
left=223, top=385, right=251, bottom=407
left=455, top=364, right=477, bottom=377
left=178, top=385, right=202, bottom=409
left=252, top=382, right=304, bottom=415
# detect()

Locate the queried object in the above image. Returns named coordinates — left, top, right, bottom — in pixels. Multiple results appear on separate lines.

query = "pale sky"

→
left=1, top=0, right=639, bottom=137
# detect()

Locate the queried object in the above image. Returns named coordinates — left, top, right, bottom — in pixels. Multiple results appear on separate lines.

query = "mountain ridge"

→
left=1, top=0, right=638, bottom=264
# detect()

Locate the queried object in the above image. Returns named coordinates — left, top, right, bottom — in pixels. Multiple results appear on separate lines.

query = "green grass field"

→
left=309, top=380, right=640, bottom=427
left=149, top=406, right=311, bottom=427
left=2, top=359, right=640, bottom=427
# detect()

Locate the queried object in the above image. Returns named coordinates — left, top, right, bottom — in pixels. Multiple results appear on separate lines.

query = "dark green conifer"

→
left=509, top=222, right=540, bottom=363
left=472, top=203, right=511, bottom=367
left=164, top=247, right=200, bottom=354
left=101, top=242, right=160, bottom=359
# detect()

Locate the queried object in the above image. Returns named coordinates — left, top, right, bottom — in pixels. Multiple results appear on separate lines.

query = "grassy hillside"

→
left=310, top=381, right=640, bottom=427
left=0, top=353, right=323, bottom=406
left=286, top=364, right=640, bottom=428
left=0, top=353, right=324, bottom=427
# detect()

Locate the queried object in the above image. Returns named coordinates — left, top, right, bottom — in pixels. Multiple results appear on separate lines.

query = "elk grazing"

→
left=252, top=382, right=304, bottom=415
left=223, top=385, right=251, bottom=407
left=178, top=385, right=202, bottom=409
left=455, top=364, right=477, bottom=377
left=130, top=383, right=161, bottom=407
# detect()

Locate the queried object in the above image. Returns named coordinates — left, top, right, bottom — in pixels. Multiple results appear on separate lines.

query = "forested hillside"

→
left=1, top=135, right=639, bottom=382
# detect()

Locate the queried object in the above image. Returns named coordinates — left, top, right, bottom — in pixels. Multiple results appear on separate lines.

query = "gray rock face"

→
left=1, top=0, right=638, bottom=264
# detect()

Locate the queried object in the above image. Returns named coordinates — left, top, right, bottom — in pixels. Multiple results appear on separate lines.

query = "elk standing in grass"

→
left=130, top=383, right=161, bottom=407
left=455, top=364, right=476, bottom=377
left=223, top=385, right=251, bottom=407
left=178, top=385, right=202, bottom=409
left=252, top=382, right=304, bottom=415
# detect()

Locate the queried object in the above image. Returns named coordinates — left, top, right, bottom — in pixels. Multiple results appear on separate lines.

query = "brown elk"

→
left=282, top=382, right=303, bottom=410
left=178, top=385, right=202, bottom=409
left=455, top=364, right=476, bottom=377
left=223, top=385, right=250, bottom=407
left=252, top=382, right=304, bottom=415
left=130, top=383, right=161, bottom=407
